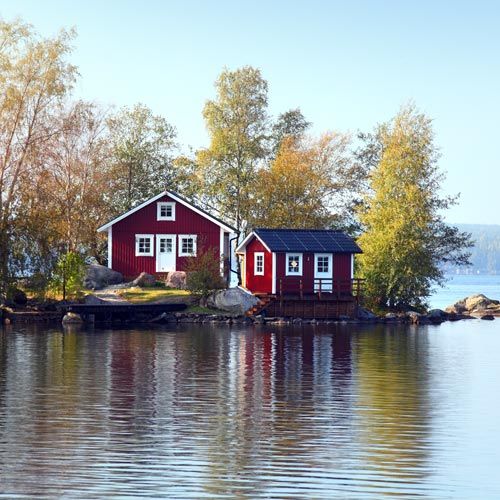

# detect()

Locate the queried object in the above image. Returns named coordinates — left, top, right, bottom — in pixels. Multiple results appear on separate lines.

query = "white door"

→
left=156, top=235, right=176, bottom=272
left=314, top=253, right=333, bottom=292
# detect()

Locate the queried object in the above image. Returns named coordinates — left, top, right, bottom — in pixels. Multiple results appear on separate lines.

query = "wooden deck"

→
left=58, top=303, right=187, bottom=323
left=251, top=279, right=364, bottom=319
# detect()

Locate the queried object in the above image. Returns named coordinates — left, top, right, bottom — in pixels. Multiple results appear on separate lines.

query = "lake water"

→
left=429, top=274, right=500, bottom=309
left=1, top=321, right=500, bottom=498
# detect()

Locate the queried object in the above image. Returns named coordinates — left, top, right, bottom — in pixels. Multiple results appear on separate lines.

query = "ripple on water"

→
left=0, top=321, right=499, bottom=498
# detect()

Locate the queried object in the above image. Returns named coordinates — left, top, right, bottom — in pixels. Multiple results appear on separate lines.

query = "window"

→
left=157, top=202, right=175, bottom=221
left=316, top=255, right=330, bottom=273
left=159, top=238, right=173, bottom=253
left=179, top=234, right=197, bottom=256
left=135, top=234, right=154, bottom=256
left=286, top=253, right=303, bottom=276
left=254, top=252, right=264, bottom=275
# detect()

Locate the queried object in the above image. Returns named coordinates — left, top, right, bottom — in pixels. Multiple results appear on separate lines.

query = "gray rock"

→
left=465, top=294, right=499, bottom=311
left=446, top=294, right=500, bottom=315
left=427, top=308, right=448, bottom=324
left=62, top=312, right=83, bottom=324
left=356, top=307, right=378, bottom=320
left=84, top=294, right=107, bottom=305
left=406, top=311, right=422, bottom=324
left=428, top=309, right=448, bottom=319
left=131, top=272, right=156, bottom=287
left=84, top=264, right=123, bottom=290
left=207, top=287, right=260, bottom=315
left=481, top=315, right=495, bottom=321
left=164, top=271, right=187, bottom=289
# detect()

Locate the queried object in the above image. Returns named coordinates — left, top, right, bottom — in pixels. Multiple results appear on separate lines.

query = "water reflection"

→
left=0, top=322, right=498, bottom=498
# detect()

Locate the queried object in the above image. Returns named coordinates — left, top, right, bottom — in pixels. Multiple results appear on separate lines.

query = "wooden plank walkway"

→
left=58, top=303, right=187, bottom=323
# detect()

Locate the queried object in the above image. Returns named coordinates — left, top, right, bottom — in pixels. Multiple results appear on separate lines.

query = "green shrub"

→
left=185, top=247, right=226, bottom=301
left=50, top=252, right=86, bottom=300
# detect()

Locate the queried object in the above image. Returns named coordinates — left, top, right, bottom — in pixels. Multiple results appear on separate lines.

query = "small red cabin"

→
left=235, top=228, right=362, bottom=296
left=97, top=190, right=236, bottom=281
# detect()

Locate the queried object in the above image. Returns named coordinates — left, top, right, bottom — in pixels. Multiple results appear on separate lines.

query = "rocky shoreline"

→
left=2, top=293, right=498, bottom=326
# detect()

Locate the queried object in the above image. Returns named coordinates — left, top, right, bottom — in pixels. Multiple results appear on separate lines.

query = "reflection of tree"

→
left=354, top=324, right=431, bottom=481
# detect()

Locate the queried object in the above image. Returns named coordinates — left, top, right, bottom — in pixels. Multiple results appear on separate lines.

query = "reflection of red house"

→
left=236, top=228, right=362, bottom=295
left=97, top=190, right=236, bottom=280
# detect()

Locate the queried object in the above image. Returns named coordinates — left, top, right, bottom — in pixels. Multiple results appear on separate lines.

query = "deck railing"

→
left=277, top=278, right=365, bottom=303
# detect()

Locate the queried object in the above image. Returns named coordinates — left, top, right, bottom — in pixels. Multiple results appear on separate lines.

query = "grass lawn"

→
left=117, top=287, right=192, bottom=304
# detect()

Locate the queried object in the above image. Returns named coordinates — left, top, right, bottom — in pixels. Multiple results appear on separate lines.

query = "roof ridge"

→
left=255, top=227, right=344, bottom=233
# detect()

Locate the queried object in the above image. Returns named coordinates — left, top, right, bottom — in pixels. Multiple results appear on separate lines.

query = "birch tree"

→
left=0, top=20, right=76, bottom=293
left=198, top=66, right=269, bottom=237
left=357, top=104, right=472, bottom=311
left=107, top=103, right=177, bottom=213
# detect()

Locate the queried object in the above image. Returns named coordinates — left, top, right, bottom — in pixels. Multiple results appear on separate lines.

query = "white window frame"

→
left=157, top=202, right=176, bottom=221
left=285, top=253, right=303, bottom=276
left=254, top=252, right=264, bottom=276
left=135, top=234, right=154, bottom=256
left=178, top=234, right=197, bottom=257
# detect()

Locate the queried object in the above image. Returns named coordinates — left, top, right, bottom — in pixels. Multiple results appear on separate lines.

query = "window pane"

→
left=255, top=254, right=263, bottom=273
left=182, top=237, right=194, bottom=255
left=288, top=255, right=300, bottom=273
left=317, top=256, right=329, bottom=273
left=138, top=238, right=150, bottom=253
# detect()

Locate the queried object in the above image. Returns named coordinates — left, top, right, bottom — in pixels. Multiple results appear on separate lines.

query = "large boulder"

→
left=131, top=272, right=156, bottom=287
left=164, top=271, right=187, bottom=289
left=84, top=264, right=123, bottom=290
left=207, top=287, right=260, bottom=315
left=446, top=294, right=500, bottom=315
left=427, top=309, right=448, bottom=323
left=465, top=294, right=499, bottom=311
left=62, top=312, right=83, bottom=324
left=84, top=294, right=107, bottom=305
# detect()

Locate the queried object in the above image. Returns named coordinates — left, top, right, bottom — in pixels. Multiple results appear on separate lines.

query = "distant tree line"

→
left=0, top=19, right=472, bottom=309
left=442, top=224, right=500, bottom=274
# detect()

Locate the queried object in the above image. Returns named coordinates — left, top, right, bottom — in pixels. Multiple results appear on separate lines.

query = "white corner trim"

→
left=254, top=252, right=264, bottom=275
left=219, top=227, right=225, bottom=276
left=107, top=226, right=113, bottom=269
left=351, top=254, right=354, bottom=279
left=272, top=252, right=276, bottom=294
left=285, top=252, right=303, bottom=276
left=135, top=234, right=154, bottom=257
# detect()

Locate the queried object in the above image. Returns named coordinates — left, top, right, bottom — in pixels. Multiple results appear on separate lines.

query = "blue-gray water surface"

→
left=1, top=321, right=499, bottom=499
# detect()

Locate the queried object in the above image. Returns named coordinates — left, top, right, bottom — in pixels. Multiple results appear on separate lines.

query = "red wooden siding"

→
left=245, top=237, right=273, bottom=294
left=275, top=252, right=314, bottom=293
left=111, top=194, right=221, bottom=278
left=243, top=248, right=354, bottom=295
left=333, top=253, right=353, bottom=290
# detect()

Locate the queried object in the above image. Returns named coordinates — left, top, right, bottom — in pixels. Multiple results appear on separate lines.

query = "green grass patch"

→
left=117, top=287, right=191, bottom=303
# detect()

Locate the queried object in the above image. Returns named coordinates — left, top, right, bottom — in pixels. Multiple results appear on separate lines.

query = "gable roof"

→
left=97, top=190, right=236, bottom=233
left=236, top=228, right=362, bottom=254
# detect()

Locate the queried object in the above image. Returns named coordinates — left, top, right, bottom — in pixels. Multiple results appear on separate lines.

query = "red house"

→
left=235, top=228, right=362, bottom=296
left=97, top=190, right=236, bottom=280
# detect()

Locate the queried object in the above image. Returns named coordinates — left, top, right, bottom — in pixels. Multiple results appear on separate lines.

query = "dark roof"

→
left=254, top=228, right=362, bottom=253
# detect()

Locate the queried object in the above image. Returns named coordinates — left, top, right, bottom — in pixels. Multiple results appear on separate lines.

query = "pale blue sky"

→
left=2, top=0, right=499, bottom=224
